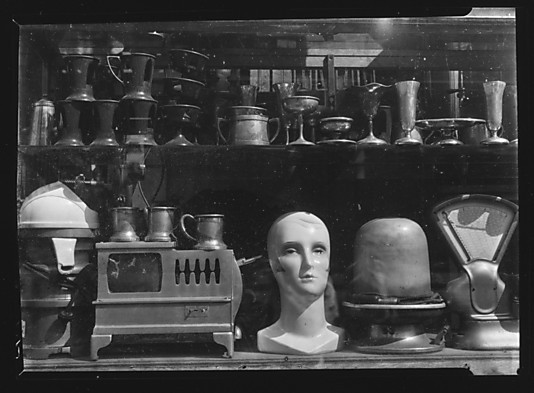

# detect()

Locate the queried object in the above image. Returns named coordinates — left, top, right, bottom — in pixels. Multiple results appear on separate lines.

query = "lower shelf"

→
left=22, top=346, right=519, bottom=375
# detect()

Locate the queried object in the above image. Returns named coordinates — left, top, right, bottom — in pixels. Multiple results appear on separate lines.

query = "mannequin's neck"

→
left=278, top=293, right=327, bottom=337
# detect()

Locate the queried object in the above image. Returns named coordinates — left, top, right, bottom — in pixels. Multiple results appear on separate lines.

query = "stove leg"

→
left=213, top=332, right=234, bottom=358
left=90, top=334, right=112, bottom=360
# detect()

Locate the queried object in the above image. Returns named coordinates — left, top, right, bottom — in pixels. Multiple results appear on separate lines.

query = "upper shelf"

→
left=19, top=9, right=516, bottom=59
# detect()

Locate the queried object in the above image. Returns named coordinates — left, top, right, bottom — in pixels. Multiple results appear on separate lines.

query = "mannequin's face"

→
left=268, top=213, right=330, bottom=298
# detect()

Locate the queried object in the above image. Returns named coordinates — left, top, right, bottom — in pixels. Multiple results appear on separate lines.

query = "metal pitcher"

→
left=217, top=113, right=280, bottom=145
left=180, top=213, right=227, bottom=250
left=63, top=55, right=99, bottom=102
left=106, top=52, right=156, bottom=101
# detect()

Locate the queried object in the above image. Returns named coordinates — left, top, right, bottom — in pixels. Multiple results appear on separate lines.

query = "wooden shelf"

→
left=22, top=347, right=519, bottom=375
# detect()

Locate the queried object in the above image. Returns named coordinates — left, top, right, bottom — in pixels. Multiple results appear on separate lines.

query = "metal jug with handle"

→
left=106, top=52, right=156, bottom=101
left=179, top=213, right=227, bottom=250
left=217, top=112, right=280, bottom=145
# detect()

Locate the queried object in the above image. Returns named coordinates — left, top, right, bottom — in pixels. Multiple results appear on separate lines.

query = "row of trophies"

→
left=29, top=50, right=514, bottom=148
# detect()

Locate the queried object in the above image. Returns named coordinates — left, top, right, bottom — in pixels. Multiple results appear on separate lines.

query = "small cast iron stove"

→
left=90, top=242, right=242, bottom=359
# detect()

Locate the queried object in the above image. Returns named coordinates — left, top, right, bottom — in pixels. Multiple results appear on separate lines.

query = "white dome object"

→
left=18, top=182, right=99, bottom=229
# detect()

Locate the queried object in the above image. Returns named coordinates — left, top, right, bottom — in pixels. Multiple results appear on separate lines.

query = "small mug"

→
left=179, top=213, right=227, bottom=250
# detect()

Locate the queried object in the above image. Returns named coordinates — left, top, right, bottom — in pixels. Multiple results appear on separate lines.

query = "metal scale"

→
left=90, top=242, right=245, bottom=359
left=432, top=194, right=519, bottom=350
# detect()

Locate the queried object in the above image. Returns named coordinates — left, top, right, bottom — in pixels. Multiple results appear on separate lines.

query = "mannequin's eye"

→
left=313, top=246, right=327, bottom=255
left=283, top=248, right=297, bottom=255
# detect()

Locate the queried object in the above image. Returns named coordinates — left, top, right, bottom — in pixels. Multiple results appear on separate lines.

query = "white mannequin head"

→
left=258, top=211, right=344, bottom=355
left=267, top=211, right=330, bottom=304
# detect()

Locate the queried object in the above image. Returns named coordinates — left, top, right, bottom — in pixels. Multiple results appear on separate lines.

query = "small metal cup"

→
left=145, top=207, right=177, bottom=242
left=180, top=213, right=227, bottom=250
left=109, top=207, right=143, bottom=242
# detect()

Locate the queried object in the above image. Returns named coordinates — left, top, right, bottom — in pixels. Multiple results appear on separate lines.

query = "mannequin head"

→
left=267, top=212, right=330, bottom=301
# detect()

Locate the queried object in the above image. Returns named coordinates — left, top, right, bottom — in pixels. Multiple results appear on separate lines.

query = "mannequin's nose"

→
left=301, top=250, right=314, bottom=269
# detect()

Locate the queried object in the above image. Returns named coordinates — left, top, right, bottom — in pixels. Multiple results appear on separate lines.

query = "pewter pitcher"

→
left=217, top=113, right=280, bottom=145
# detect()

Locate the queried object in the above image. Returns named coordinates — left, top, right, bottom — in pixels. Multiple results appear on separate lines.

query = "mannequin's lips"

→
left=299, top=273, right=316, bottom=281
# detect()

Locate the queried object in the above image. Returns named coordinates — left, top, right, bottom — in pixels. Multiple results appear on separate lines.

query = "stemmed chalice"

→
left=482, top=80, right=509, bottom=145
left=283, top=96, right=320, bottom=145
left=355, top=83, right=391, bottom=145
left=394, top=80, right=422, bottom=145
left=273, top=82, right=300, bottom=144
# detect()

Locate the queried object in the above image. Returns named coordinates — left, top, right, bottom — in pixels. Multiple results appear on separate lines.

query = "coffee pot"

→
left=63, top=55, right=99, bottom=102
left=179, top=213, right=227, bottom=250
left=28, top=96, right=56, bottom=146
left=106, top=52, right=156, bottom=101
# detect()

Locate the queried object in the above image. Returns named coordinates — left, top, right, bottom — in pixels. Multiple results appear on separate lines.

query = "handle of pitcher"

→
left=106, top=55, right=124, bottom=85
left=268, top=117, right=281, bottom=144
left=180, top=213, right=198, bottom=242
left=216, top=117, right=228, bottom=145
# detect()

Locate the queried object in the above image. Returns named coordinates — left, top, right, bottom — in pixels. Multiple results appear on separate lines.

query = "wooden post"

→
left=323, top=54, right=336, bottom=112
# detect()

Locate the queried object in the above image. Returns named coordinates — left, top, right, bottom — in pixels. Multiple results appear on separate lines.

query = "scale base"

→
left=395, top=136, right=422, bottom=145
left=481, top=136, right=509, bottom=145
left=357, top=135, right=388, bottom=145
left=349, top=323, right=443, bottom=354
left=435, top=138, right=463, bottom=146
left=446, top=318, right=519, bottom=350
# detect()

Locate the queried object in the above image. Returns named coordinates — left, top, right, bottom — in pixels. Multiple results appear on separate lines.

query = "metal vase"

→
left=482, top=80, right=509, bottom=145
left=394, top=80, right=422, bottom=145
left=90, top=100, right=119, bottom=146
left=64, top=55, right=99, bottom=102
left=120, top=98, right=158, bottom=145
left=54, top=100, right=91, bottom=146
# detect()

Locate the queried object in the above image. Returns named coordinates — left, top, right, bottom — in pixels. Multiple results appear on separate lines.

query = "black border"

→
left=6, top=1, right=534, bottom=391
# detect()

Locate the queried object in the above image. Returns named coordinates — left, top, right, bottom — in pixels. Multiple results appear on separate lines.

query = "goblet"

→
left=355, top=83, right=391, bottom=145
left=395, top=80, right=422, bottom=145
left=273, top=82, right=299, bottom=144
left=482, top=80, right=509, bottom=145
left=283, top=96, right=319, bottom=145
